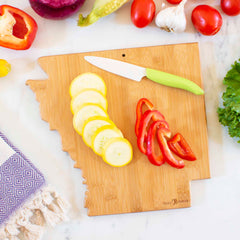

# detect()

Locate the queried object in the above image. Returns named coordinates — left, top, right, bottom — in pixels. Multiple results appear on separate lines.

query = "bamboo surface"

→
left=26, top=43, right=210, bottom=216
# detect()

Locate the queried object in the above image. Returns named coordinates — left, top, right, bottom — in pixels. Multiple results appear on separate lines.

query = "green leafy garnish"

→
left=218, top=59, right=240, bottom=142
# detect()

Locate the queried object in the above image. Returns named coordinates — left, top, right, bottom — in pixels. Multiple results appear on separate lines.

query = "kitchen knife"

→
left=84, top=56, right=204, bottom=95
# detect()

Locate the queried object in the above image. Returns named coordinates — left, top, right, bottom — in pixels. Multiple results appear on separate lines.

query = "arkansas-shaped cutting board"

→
left=26, top=43, right=210, bottom=216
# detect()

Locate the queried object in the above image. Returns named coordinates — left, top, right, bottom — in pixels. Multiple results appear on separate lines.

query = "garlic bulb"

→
left=155, top=0, right=187, bottom=33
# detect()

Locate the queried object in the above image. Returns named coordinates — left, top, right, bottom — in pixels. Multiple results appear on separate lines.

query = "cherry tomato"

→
left=221, top=0, right=240, bottom=16
left=166, top=0, right=182, bottom=4
left=191, top=5, right=223, bottom=36
left=131, top=0, right=156, bottom=28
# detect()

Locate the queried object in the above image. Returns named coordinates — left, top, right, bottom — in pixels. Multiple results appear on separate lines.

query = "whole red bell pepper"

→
left=135, top=98, right=154, bottom=137
left=137, top=109, right=166, bottom=154
left=146, top=120, right=170, bottom=166
left=0, top=5, right=38, bottom=50
left=157, top=129, right=185, bottom=169
left=167, top=133, right=197, bottom=161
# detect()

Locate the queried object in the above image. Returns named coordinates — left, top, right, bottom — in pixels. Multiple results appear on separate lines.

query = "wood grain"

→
left=26, top=43, right=210, bottom=216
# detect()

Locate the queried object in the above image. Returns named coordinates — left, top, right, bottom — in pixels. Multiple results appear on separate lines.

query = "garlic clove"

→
left=155, top=0, right=187, bottom=33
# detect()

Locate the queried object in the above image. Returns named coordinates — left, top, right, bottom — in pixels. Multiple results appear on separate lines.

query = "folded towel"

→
left=0, top=131, right=69, bottom=240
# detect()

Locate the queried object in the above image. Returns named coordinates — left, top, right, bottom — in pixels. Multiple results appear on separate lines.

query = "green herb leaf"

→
left=218, top=59, right=240, bottom=142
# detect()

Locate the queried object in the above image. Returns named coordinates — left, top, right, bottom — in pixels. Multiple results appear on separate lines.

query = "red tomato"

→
left=191, top=5, right=223, bottom=36
left=221, top=0, right=240, bottom=16
left=166, top=0, right=182, bottom=4
left=131, top=0, right=156, bottom=28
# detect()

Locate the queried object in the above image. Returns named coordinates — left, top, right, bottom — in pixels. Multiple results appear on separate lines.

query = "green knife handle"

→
left=146, top=68, right=204, bottom=95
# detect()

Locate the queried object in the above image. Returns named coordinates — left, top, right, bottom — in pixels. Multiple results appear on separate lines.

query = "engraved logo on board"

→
left=163, top=198, right=189, bottom=205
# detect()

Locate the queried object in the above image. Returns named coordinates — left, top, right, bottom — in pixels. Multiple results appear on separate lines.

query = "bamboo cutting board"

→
left=26, top=43, right=210, bottom=216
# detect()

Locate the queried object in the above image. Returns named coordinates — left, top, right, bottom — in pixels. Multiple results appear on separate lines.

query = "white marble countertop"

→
left=1, top=0, right=240, bottom=239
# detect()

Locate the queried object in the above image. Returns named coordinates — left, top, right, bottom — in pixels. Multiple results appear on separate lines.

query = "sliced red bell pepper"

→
left=146, top=120, right=170, bottom=166
left=137, top=109, right=166, bottom=154
left=157, top=128, right=185, bottom=169
left=135, top=98, right=154, bottom=137
left=0, top=5, right=38, bottom=50
left=167, top=133, right=197, bottom=161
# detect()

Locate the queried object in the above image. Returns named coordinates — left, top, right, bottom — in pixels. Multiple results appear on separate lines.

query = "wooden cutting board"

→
left=26, top=43, right=210, bottom=216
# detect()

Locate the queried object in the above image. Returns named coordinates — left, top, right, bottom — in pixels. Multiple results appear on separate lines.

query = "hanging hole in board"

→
left=122, top=54, right=126, bottom=57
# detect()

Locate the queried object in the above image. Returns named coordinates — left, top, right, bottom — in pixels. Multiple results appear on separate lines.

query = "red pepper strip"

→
left=146, top=120, right=169, bottom=166
left=0, top=5, right=38, bottom=50
left=157, top=128, right=185, bottom=169
left=137, top=109, right=167, bottom=154
left=167, top=133, right=197, bottom=161
left=135, top=98, right=154, bottom=137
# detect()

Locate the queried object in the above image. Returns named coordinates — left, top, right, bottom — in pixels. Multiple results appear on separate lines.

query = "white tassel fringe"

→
left=0, top=185, right=69, bottom=240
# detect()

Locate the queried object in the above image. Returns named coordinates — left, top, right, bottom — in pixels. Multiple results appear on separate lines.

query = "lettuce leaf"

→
left=218, top=59, right=240, bottom=142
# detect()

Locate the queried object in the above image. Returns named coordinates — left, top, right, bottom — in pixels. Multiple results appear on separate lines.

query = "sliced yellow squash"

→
left=82, top=116, right=114, bottom=147
left=91, top=125, right=123, bottom=156
left=69, top=72, right=106, bottom=98
left=70, top=72, right=133, bottom=168
left=102, top=137, right=133, bottom=167
left=73, top=103, right=108, bottom=136
left=71, top=89, right=108, bottom=114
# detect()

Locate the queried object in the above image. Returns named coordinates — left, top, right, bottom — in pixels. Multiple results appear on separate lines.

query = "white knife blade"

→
left=84, top=56, right=146, bottom=82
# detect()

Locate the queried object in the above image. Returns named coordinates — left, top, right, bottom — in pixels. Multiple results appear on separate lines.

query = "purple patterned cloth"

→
left=0, top=131, right=45, bottom=226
